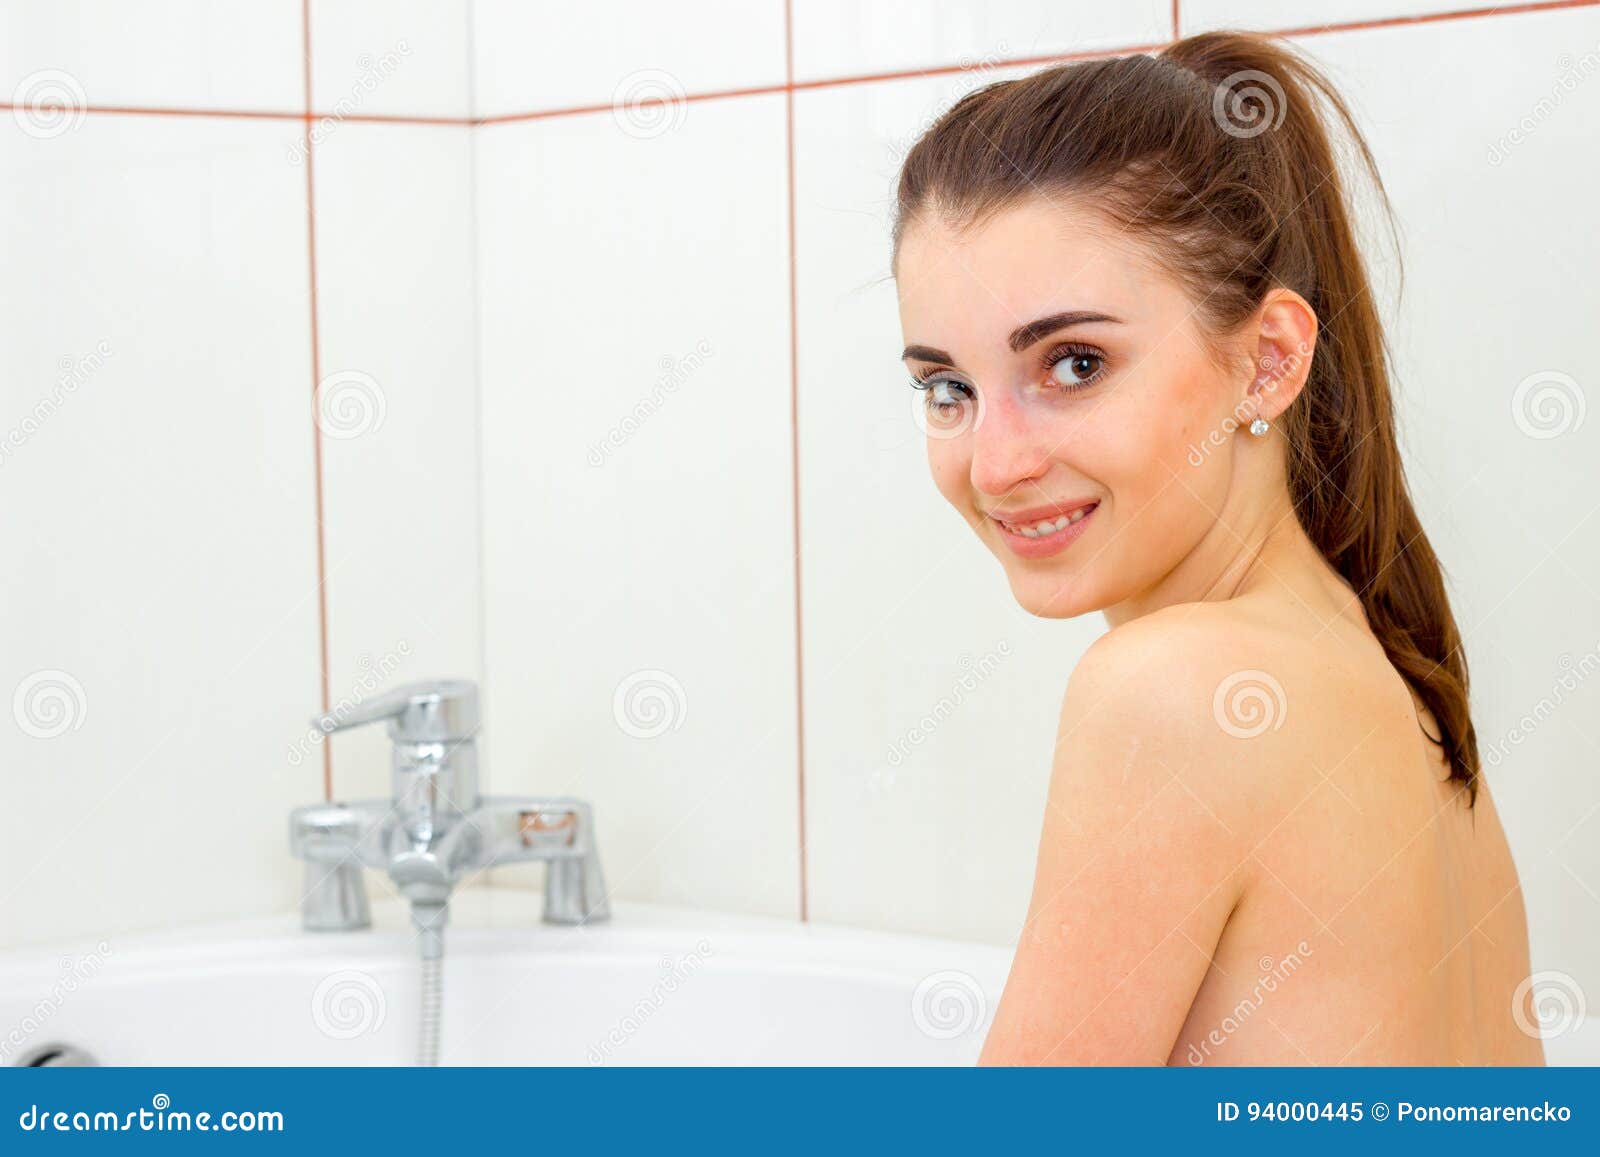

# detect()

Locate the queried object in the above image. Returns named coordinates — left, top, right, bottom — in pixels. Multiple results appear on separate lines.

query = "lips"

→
left=986, top=499, right=1100, bottom=560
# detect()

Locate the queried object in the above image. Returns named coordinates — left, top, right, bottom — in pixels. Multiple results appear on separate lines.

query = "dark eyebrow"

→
left=902, top=311, right=1123, bottom=366
left=901, top=344, right=954, bottom=365
left=1007, top=310, right=1123, bottom=353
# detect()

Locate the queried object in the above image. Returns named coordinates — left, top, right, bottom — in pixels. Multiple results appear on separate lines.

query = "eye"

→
left=911, top=374, right=974, bottom=413
left=1045, top=344, right=1107, bottom=390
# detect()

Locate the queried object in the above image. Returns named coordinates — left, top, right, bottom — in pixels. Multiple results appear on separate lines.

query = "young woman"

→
left=892, top=30, right=1540, bottom=1065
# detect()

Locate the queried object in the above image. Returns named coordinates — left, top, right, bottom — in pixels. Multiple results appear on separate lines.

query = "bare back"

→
left=1168, top=600, right=1541, bottom=1066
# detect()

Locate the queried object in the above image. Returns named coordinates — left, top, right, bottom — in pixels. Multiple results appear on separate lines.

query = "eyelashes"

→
left=908, top=341, right=1110, bottom=406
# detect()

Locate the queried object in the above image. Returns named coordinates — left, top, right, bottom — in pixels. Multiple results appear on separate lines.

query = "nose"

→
left=969, top=387, right=1052, bottom=498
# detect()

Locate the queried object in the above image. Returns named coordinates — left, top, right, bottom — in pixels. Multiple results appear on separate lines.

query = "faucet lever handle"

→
left=311, top=679, right=480, bottom=743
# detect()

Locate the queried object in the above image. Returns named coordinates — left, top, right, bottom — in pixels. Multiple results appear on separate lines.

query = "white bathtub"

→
left=0, top=890, right=1011, bottom=1066
left=4, top=892, right=1595, bottom=1066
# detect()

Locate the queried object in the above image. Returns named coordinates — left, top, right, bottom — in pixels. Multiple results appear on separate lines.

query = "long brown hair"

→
left=894, top=31, right=1480, bottom=801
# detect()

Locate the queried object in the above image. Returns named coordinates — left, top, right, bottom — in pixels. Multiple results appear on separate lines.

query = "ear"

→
left=1245, top=289, right=1318, bottom=423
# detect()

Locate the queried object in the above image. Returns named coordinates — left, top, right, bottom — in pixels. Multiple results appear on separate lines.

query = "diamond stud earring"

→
left=1248, top=417, right=1269, bottom=437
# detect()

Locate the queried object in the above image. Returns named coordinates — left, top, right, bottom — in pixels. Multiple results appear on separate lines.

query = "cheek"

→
left=925, top=438, right=972, bottom=510
left=1070, top=367, right=1229, bottom=556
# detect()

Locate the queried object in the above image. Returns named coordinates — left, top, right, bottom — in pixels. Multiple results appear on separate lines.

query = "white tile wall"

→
left=0, top=116, right=320, bottom=947
left=1180, top=0, right=1499, bottom=36
left=0, top=0, right=303, bottom=112
left=473, top=97, right=801, bottom=917
left=472, top=0, right=786, bottom=119
left=311, top=123, right=484, bottom=802
left=310, top=0, right=472, bottom=120
left=793, top=0, right=1172, bottom=82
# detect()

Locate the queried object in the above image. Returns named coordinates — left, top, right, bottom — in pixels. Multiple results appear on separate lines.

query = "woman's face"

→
left=895, top=195, right=1254, bottom=620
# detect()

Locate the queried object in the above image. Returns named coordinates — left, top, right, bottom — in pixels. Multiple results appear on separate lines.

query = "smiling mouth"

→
left=987, top=500, right=1100, bottom=558
left=985, top=499, right=1100, bottom=534
left=995, top=504, right=1096, bottom=538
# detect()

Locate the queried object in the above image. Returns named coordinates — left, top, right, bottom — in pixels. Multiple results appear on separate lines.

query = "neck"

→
left=1101, top=481, right=1321, bottom=629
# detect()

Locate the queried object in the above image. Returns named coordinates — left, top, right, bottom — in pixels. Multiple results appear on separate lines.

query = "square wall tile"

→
left=310, top=0, right=471, bottom=120
left=0, top=116, right=320, bottom=948
left=1, top=0, right=302, bottom=113
left=794, top=0, right=1173, bottom=82
left=472, top=0, right=786, bottom=119
left=474, top=96, right=800, bottom=917
left=311, top=124, right=484, bottom=802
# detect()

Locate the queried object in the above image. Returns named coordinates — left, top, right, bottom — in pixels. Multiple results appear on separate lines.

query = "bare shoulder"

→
left=1055, top=598, right=1399, bottom=832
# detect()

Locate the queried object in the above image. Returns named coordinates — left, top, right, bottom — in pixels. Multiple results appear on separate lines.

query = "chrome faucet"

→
left=288, top=680, right=611, bottom=944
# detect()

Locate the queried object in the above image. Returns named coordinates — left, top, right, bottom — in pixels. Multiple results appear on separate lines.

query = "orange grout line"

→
left=11, top=0, right=1593, bottom=133
left=0, top=102, right=474, bottom=126
left=475, top=81, right=792, bottom=125
left=313, top=112, right=475, bottom=126
left=785, top=43, right=1171, bottom=92
left=1272, top=0, right=1598, bottom=38
left=302, top=0, right=333, bottom=803
left=784, top=0, right=810, bottom=925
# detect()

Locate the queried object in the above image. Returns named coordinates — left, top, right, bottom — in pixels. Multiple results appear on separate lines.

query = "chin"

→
left=1002, top=567, right=1101, bottom=619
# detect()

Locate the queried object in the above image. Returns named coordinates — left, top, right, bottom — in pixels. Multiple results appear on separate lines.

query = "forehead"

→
left=895, top=196, right=1172, bottom=345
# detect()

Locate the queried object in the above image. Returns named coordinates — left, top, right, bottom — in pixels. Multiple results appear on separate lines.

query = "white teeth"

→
left=1001, top=504, right=1095, bottom=536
